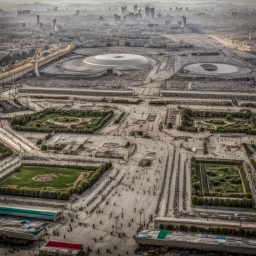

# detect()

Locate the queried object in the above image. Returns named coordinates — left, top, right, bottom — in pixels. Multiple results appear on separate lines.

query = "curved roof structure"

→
left=61, top=53, right=156, bottom=73
left=84, top=54, right=150, bottom=67
left=184, top=63, right=239, bottom=75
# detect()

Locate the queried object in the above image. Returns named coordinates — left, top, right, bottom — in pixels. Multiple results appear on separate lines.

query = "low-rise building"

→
left=39, top=241, right=84, bottom=256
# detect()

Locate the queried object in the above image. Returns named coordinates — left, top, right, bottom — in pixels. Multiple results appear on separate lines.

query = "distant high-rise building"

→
left=134, top=5, right=138, bottom=13
left=53, top=19, right=57, bottom=27
left=77, top=10, right=80, bottom=16
left=123, top=14, right=128, bottom=23
left=21, top=23, right=26, bottom=28
left=113, top=14, right=121, bottom=23
left=121, top=6, right=127, bottom=15
left=150, top=8, right=155, bottom=19
left=135, top=13, right=142, bottom=20
left=145, top=6, right=150, bottom=18
left=55, top=24, right=61, bottom=32
left=129, top=12, right=135, bottom=21
left=36, top=15, right=40, bottom=26
left=182, top=16, right=187, bottom=28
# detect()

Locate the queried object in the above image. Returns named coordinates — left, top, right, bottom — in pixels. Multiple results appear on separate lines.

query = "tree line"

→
left=149, top=100, right=232, bottom=106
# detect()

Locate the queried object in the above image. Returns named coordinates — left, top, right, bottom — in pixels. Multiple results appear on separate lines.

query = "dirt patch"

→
left=33, top=174, right=58, bottom=182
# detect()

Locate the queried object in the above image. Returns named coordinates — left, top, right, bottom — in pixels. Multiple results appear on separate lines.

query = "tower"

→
left=145, top=6, right=150, bottom=18
left=53, top=19, right=56, bottom=27
left=182, top=16, right=187, bottom=28
left=150, top=8, right=155, bottom=19
left=36, top=15, right=40, bottom=26
left=34, top=51, right=40, bottom=77
left=121, top=6, right=127, bottom=15
left=134, top=5, right=138, bottom=13
left=129, top=13, right=135, bottom=21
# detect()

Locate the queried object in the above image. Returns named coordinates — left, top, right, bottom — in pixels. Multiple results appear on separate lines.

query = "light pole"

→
left=115, top=216, right=119, bottom=233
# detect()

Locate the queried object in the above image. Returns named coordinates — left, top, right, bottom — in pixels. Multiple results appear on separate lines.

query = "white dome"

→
left=83, top=54, right=150, bottom=67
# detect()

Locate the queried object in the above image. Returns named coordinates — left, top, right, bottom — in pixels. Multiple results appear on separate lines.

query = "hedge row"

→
left=105, top=99, right=142, bottom=105
left=114, top=112, right=125, bottom=124
left=192, top=195, right=254, bottom=208
left=30, top=95, right=69, bottom=100
left=0, top=235, right=33, bottom=246
left=240, top=103, right=256, bottom=108
left=242, top=143, right=253, bottom=159
left=149, top=100, right=232, bottom=106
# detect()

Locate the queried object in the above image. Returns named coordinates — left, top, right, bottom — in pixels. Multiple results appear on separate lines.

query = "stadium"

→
left=41, top=48, right=158, bottom=78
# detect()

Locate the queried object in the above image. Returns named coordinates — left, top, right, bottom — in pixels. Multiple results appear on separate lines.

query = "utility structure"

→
left=33, top=47, right=43, bottom=77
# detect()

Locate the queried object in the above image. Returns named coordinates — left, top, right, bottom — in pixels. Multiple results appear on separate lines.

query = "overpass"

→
left=0, top=43, right=76, bottom=84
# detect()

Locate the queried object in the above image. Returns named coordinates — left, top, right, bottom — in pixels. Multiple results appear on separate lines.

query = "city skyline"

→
left=1, top=0, right=256, bottom=5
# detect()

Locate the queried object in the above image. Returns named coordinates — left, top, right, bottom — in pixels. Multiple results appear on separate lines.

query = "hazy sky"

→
left=1, top=0, right=256, bottom=4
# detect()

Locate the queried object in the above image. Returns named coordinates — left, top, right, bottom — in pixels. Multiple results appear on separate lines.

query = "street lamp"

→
left=115, top=216, right=119, bottom=233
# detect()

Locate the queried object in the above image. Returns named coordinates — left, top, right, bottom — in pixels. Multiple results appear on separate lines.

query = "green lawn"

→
left=2, top=166, right=89, bottom=189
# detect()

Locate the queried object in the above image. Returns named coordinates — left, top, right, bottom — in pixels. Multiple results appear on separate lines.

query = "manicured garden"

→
left=201, top=164, right=244, bottom=194
left=10, top=108, right=114, bottom=134
left=0, top=162, right=112, bottom=200
left=178, top=108, right=256, bottom=134
left=191, top=158, right=254, bottom=208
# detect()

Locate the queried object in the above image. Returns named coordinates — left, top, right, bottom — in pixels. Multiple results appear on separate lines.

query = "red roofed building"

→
left=39, top=240, right=84, bottom=256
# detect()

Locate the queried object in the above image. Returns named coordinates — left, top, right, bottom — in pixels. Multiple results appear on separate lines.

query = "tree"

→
left=36, top=139, right=43, bottom=145
left=41, top=145, right=47, bottom=151
left=226, top=114, right=233, bottom=121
